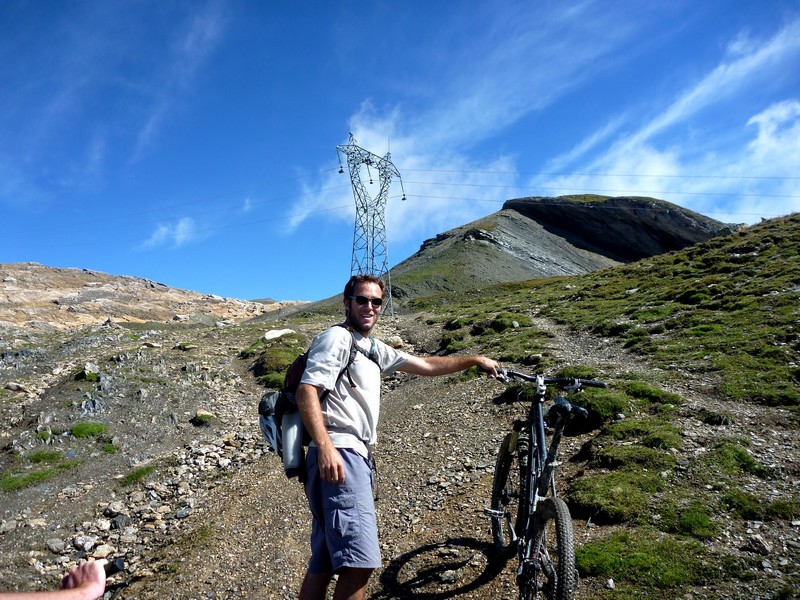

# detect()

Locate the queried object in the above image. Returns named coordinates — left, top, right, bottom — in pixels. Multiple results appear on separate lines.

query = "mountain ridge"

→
left=389, top=195, right=734, bottom=301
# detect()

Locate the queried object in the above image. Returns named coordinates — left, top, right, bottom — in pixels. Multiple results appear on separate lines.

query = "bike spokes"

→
left=488, top=432, right=526, bottom=555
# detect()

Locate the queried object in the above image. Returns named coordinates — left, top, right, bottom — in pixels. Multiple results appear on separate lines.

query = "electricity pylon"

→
left=337, top=133, right=405, bottom=315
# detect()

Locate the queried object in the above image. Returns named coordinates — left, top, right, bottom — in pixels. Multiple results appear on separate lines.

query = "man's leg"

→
left=302, top=448, right=379, bottom=600
left=333, top=567, right=373, bottom=600
left=299, top=570, right=333, bottom=600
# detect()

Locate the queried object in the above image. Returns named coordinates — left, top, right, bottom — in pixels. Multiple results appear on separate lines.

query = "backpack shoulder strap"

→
left=352, top=337, right=380, bottom=368
left=334, top=324, right=380, bottom=389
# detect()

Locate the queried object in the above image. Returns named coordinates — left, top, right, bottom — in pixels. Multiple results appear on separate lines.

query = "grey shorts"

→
left=303, top=446, right=381, bottom=573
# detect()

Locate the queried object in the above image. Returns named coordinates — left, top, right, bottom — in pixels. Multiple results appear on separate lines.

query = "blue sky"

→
left=2, top=1, right=799, bottom=302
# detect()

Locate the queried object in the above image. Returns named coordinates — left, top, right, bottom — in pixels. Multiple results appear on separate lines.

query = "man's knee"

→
left=334, top=566, right=374, bottom=598
left=338, top=566, right=373, bottom=583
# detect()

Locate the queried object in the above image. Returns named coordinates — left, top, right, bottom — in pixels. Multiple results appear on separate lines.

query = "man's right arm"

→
left=295, top=382, right=346, bottom=484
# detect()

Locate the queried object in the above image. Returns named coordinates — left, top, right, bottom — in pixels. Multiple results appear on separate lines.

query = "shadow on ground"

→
left=370, top=537, right=508, bottom=599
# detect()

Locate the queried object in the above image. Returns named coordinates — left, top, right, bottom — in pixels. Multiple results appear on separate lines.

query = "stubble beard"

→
left=345, top=308, right=377, bottom=336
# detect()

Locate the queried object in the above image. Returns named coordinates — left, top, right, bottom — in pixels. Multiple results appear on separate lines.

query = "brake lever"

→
left=495, top=368, right=510, bottom=383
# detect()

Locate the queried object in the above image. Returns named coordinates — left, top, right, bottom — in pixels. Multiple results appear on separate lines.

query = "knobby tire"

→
left=490, top=432, right=527, bottom=558
left=522, top=496, right=577, bottom=600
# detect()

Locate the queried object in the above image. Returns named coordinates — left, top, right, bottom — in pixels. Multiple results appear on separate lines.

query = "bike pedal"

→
left=483, top=508, right=504, bottom=518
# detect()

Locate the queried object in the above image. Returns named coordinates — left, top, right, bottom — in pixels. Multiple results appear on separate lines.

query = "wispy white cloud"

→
left=414, top=2, right=639, bottom=149
left=627, top=17, right=800, bottom=150
left=140, top=217, right=198, bottom=250
left=535, top=16, right=800, bottom=223
left=132, top=2, right=228, bottom=159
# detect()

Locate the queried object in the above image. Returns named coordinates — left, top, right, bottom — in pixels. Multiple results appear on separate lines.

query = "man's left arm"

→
left=398, top=354, right=499, bottom=378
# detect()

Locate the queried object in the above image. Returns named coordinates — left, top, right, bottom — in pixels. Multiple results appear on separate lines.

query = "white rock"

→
left=263, top=329, right=295, bottom=340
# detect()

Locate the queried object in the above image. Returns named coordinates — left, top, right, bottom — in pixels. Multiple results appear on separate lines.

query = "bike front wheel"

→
left=490, top=432, right=527, bottom=557
left=520, top=496, right=577, bottom=600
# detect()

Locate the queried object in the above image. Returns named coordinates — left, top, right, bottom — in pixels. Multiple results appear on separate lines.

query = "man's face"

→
left=344, top=281, right=383, bottom=334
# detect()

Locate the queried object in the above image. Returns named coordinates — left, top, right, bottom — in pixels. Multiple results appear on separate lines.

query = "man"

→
left=296, top=274, right=499, bottom=600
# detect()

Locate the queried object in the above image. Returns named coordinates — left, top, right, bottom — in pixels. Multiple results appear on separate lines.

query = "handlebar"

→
left=497, top=368, right=607, bottom=389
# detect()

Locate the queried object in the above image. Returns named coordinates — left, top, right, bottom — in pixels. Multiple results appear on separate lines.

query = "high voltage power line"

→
left=5, top=166, right=797, bottom=247
left=401, top=167, right=800, bottom=181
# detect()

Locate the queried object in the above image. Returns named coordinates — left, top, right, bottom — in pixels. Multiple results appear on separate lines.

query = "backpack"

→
left=258, top=325, right=380, bottom=479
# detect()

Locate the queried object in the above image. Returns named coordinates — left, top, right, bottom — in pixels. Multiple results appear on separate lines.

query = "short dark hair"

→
left=343, top=274, right=386, bottom=300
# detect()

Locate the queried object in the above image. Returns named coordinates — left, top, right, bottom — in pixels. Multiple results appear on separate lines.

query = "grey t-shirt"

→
left=300, top=325, right=409, bottom=455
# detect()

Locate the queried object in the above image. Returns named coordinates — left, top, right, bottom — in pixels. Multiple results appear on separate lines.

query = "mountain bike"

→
left=485, top=369, right=606, bottom=600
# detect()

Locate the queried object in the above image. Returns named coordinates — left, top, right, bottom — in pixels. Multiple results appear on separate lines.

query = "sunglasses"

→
left=349, top=295, right=384, bottom=307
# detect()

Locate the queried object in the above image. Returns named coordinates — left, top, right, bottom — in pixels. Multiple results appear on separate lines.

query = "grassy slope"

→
left=405, top=213, right=799, bottom=597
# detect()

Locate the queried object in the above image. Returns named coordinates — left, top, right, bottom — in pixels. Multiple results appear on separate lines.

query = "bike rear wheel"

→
left=490, top=432, right=528, bottom=557
left=520, top=496, right=577, bottom=600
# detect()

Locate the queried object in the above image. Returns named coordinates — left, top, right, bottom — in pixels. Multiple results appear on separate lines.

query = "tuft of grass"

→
left=574, top=388, right=628, bottom=422
left=241, top=332, right=307, bottom=388
left=118, top=465, right=156, bottom=487
left=657, top=496, right=719, bottom=539
left=556, top=365, right=599, bottom=380
left=190, top=412, right=216, bottom=426
left=623, top=382, right=683, bottom=406
left=705, top=439, right=772, bottom=479
left=28, top=450, right=64, bottom=464
left=603, top=418, right=682, bottom=450
left=697, top=407, right=735, bottom=426
left=71, top=422, right=106, bottom=438
left=596, top=444, right=676, bottom=471
left=1, top=469, right=58, bottom=492
left=723, top=489, right=800, bottom=521
left=0, top=454, right=82, bottom=493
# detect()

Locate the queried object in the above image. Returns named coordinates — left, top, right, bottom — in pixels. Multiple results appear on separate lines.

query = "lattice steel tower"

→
left=337, top=133, right=405, bottom=314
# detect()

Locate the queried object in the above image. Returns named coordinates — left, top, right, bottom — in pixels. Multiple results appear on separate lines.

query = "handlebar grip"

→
left=579, top=379, right=607, bottom=388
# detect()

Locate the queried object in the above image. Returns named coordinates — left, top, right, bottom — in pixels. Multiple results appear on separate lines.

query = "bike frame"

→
left=519, top=375, right=569, bottom=575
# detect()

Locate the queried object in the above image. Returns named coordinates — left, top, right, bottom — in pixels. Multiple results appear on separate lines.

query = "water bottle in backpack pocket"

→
left=281, top=410, right=303, bottom=477
left=258, top=390, right=306, bottom=479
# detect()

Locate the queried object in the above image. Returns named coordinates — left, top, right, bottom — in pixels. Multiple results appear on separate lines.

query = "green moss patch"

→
left=241, top=332, right=307, bottom=388
left=576, top=529, right=725, bottom=589
left=656, top=497, right=719, bottom=539
left=596, top=444, right=676, bottom=471
left=567, top=470, right=665, bottom=523
left=603, top=418, right=682, bottom=450
left=723, top=489, right=800, bottom=521
left=71, top=422, right=107, bottom=438
left=0, top=452, right=82, bottom=493
left=118, top=465, right=156, bottom=487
